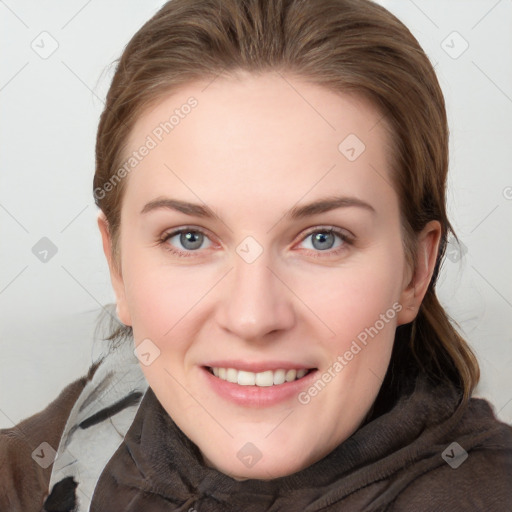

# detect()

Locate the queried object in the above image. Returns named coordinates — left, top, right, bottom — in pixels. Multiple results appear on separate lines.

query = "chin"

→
left=224, top=459, right=306, bottom=481
left=200, top=441, right=315, bottom=480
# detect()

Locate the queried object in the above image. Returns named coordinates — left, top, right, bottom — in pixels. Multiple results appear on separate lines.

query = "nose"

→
left=216, top=249, right=296, bottom=342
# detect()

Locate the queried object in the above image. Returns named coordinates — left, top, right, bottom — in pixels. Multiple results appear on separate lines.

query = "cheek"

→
left=298, top=251, right=404, bottom=347
left=122, top=253, right=214, bottom=346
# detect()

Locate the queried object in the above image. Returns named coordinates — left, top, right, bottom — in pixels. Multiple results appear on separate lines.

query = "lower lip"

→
left=201, top=366, right=318, bottom=407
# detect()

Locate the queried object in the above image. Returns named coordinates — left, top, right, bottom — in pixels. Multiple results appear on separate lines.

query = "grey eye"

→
left=310, top=231, right=336, bottom=251
left=167, top=230, right=211, bottom=251
left=179, top=231, right=204, bottom=250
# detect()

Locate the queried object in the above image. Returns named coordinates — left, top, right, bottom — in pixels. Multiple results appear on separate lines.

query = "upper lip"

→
left=202, top=360, right=316, bottom=373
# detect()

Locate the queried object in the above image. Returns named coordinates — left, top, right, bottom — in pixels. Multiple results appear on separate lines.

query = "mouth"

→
left=201, top=363, right=318, bottom=407
left=206, top=366, right=314, bottom=386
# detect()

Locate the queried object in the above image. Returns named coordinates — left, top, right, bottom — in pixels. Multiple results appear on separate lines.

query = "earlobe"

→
left=396, top=220, right=442, bottom=326
left=97, top=211, right=132, bottom=326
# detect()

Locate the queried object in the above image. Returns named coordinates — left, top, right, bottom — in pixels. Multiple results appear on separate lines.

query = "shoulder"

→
left=392, top=396, right=512, bottom=512
left=0, top=361, right=100, bottom=512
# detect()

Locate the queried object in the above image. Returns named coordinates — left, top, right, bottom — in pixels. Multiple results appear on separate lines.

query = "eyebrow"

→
left=140, top=195, right=376, bottom=220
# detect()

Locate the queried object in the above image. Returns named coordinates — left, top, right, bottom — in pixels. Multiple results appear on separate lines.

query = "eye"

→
left=297, top=227, right=353, bottom=256
left=160, top=227, right=213, bottom=256
left=159, top=226, right=353, bottom=259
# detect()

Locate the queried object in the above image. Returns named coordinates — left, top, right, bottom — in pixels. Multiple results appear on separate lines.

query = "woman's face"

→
left=99, top=71, right=436, bottom=479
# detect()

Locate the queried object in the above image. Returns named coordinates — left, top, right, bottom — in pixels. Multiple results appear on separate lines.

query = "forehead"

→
left=122, top=71, right=396, bottom=216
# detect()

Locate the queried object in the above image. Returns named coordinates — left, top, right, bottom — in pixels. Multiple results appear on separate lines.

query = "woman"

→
left=1, top=0, right=511, bottom=510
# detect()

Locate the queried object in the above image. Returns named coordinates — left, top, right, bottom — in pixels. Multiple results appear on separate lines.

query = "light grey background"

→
left=1, top=0, right=511, bottom=429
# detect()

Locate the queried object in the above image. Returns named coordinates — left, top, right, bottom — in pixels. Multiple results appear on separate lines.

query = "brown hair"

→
left=93, top=0, right=479, bottom=401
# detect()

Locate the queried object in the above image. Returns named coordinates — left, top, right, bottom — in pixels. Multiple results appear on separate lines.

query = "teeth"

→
left=285, top=369, right=297, bottom=382
left=226, top=368, right=238, bottom=383
left=273, top=369, right=286, bottom=385
left=210, top=367, right=311, bottom=386
left=255, top=370, right=273, bottom=387
left=237, top=370, right=255, bottom=386
left=296, top=369, right=307, bottom=379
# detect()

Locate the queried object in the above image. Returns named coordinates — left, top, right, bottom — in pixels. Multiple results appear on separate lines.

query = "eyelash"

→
left=158, top=226, right=354, bottom=259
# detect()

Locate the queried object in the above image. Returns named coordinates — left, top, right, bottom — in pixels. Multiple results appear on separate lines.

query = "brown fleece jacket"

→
left=0, top=362, right=99, bottom=512
left=1, top=360, right=511, bottom=511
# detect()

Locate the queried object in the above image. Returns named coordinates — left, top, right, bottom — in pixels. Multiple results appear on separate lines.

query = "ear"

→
left=97, top=211, right=132, bottom=326
left=396, top=220, right=442, bottom=326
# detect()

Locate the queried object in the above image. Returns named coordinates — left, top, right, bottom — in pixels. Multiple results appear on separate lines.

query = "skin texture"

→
left=98, top=70, right=441, bottom=480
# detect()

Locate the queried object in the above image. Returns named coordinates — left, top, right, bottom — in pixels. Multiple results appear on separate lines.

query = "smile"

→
left=202, top=363, right=318, bottom=407
left=208, top=367, right=312, bottom=386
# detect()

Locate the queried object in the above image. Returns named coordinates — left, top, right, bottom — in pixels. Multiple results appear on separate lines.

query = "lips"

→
left=208, top=367, right=311, bottom=386
left=201, top=361, right=318, bottom=407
